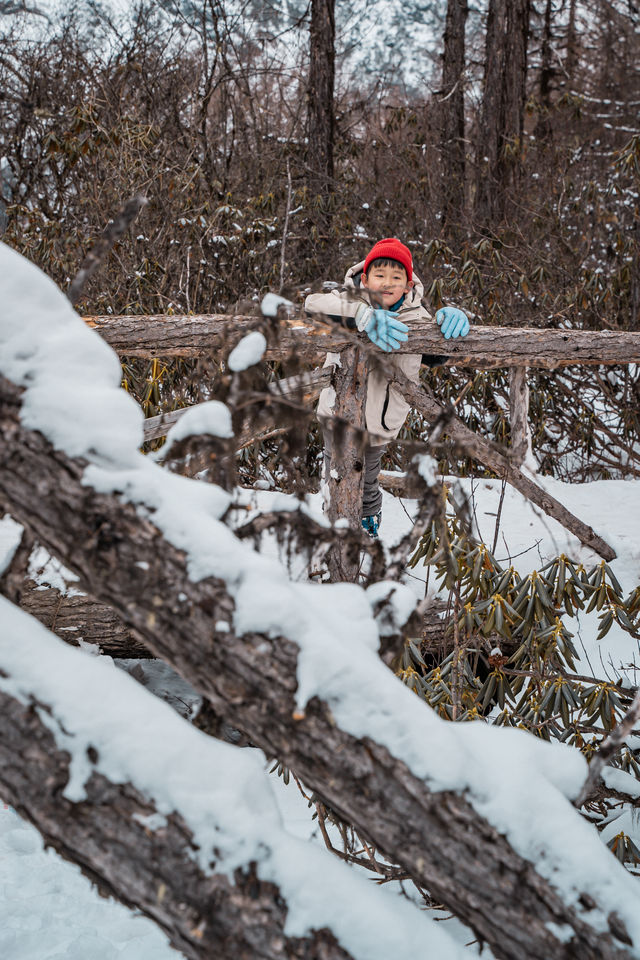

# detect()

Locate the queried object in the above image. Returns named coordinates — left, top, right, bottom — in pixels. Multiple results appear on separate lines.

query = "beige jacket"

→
left=305, top=259, right=432, bottom=446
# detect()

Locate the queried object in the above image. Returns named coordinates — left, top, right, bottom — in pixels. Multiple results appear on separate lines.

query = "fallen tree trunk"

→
left=18, top=578, right=150, bottom=657
left=0, top=649, right=353, bottom=960
left=400, top=379, right=616, bottom=561
left=86, top=312, right=640, bottom=368
left=0, top=372, right=634, bottom=960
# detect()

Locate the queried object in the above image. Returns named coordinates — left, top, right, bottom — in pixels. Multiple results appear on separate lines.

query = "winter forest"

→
left=2, top=0, right=640, bottom=958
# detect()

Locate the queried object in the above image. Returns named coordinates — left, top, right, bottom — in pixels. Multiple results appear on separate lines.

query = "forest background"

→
left=2, top=0, right=640, bottom=485
left=3, top=2, right=640, bottom=957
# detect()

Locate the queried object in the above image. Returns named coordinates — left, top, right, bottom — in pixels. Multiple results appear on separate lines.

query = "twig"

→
left=574, top=688, right=640, bottom=808
left=279, top=158, right=293, bottom=293
left=68, top=195, right=148, bottom=306
left=491, top=478, right=507, bottom=556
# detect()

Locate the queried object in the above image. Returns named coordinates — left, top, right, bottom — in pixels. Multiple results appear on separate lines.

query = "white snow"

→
left=0, top=800, right=178, bottom=960
left=260, top=292, right=294, bottom=317
left=227, top=330, right=267, bottom=371
left=162, top=399, right=233, bottom=452
left=0, top=597, right=466, bottom=960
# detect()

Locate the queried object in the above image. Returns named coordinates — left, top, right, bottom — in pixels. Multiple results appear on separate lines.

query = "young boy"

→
left=304, top=237, right=469, bottom=538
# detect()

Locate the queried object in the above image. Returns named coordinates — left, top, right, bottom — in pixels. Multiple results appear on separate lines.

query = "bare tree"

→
left=440, top=0, right=469, bottom=227
left=308, top=0, right=335, bottom=196
left=474, top=0, right=532, bottom=222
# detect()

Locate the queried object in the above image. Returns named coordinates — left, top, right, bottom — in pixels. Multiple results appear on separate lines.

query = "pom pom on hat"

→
left=363, top=238, right=412, bottom=281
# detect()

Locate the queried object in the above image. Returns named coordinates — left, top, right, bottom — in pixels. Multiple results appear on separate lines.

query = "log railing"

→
left=86, top=312, right=640, bottom=565
left=86, top=311, right=640, bottom=367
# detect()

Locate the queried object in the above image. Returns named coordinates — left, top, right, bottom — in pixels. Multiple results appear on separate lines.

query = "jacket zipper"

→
left=381, top=383, right=390, bottom=430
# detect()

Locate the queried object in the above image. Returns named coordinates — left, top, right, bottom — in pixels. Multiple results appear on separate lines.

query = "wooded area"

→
left=3, top=0, right=640, bottom=957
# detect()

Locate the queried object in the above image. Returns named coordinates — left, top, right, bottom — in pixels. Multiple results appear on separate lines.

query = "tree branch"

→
left=0, top=371, right=635, bottom=960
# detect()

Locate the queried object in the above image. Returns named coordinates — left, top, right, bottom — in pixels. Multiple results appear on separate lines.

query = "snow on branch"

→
left=1, top=243, right=640, bottom=958
left=0, top=595, right=463, bottom=960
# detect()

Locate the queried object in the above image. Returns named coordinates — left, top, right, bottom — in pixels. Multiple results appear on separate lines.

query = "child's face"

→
left=361, top=262, right=413, bottom=308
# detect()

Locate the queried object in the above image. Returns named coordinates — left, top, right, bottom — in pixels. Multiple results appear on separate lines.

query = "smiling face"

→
left=361, top=259, right=413, bottom=309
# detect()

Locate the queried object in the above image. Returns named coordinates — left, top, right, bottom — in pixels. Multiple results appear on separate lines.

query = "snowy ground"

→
left=1, top=473, right=639, bottom=959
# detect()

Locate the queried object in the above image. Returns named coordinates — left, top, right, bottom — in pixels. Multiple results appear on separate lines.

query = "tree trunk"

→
left=440, top=0, right=469, bottom=226
left=323, top=347, right=368, bottom=581
left=308, top=0, right=335, bottom=195
left=0, top=680, right=352, bottom=960
left=539, top=0, right=553, bottom=111
left=565, top=0, right=578, bottom=87
left=474, top=0, right=531, bottom=222
left=86, top=312, right=640, bottom=368
left=18, top=578, right=151, bottom=657
left=0, top=371, right=633, bottom=960
left=508, top=366, right=533, bottom=467
left=630, top=212, right=640, bottom=331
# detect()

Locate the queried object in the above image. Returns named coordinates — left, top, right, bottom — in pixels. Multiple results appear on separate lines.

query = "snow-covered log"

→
left=17, top=578, right=150, bottom=657
left=86, top=311, right=640, bottom=368
left=2, top=244, right=640, bottom=960
left=1, top=597, right=456, bottom=960
left=0, top=412, right=634, bottom=959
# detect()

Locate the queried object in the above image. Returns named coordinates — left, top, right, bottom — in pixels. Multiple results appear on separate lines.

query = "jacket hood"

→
left=344, top=258, right=426, bottom=305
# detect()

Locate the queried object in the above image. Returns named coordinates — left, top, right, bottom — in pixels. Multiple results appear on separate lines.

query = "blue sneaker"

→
left=361, top=512, right=381, bottom=539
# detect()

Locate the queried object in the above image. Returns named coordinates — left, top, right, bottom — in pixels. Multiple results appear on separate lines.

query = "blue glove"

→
left=363, top=309, right=409, bottom=352
left=436, top=306, right=470, bottom=340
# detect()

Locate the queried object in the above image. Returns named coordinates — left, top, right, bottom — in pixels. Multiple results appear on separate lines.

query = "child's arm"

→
left=304, top=290, right=362, bottom=329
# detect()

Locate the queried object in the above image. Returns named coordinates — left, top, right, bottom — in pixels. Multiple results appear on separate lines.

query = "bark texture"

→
left=308, top=0, right=335, bottom=194
left=440, top=0, right=469, bottom=225
left=18, top=578, right=150, bottom=657
left=86, top=312, right=640, bottom=368
left=0, top=371, right=634, bottom=960
left=0, top=685, right=352, bottom=960
left=508, top=366, right=533, bottom=467
left=324, top=346, right=368, bottom=581
left=475, top=0, right=531, bottom=221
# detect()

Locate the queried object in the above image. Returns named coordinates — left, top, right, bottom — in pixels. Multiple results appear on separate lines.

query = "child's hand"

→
left=436, top=306, right=470, bottom=339
left=363, top=309, right=409, bottom=352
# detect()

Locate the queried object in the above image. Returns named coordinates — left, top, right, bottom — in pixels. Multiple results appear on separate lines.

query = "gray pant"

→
left=323, top=429, right=385, bottom=517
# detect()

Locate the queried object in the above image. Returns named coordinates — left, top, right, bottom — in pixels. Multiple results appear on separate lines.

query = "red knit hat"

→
left=363, top=238, right=412, bottom=281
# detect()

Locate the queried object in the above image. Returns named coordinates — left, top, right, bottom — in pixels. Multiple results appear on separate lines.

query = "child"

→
left=304, top=237, right=469, bottom=537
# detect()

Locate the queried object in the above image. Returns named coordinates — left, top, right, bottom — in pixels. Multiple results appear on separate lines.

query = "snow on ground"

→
left=0, top=801, right=178, bottom=960
left=233, top=473, right=640, bottom=684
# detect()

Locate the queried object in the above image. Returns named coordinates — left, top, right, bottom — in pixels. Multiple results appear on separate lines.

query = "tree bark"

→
left=86, top=313, right=640, bottom=368
left=323, top=347, right=368, bottom=581
left=0, top=372, right=633, bottom=960
left=539, top=0, right=553, bottom=111
left=565, top=0, right=578, bottom=87
left=474, top=0, right=531, bottom=221
left=0, top=684, right=352, bottom=960
left=508, top=366, right=533, bottom=467
left=308, top=0, right=335, bottom=194
left=18, top=578, right=150, bottom=657
left=397, top=376, right=615, bottom=560
left=440, top=0, right=469, bottom=226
